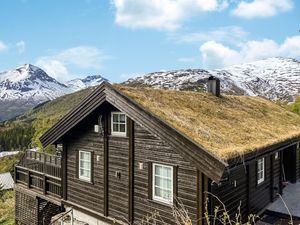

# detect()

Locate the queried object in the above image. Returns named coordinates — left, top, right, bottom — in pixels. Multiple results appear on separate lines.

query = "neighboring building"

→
left=14, top=80, right=300, bottom=225
left=0, top=172, right=14, bottom=190
left=0, top=151, right=19, bottom=158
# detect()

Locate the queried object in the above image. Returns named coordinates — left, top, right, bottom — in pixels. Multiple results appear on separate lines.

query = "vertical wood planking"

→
left=196, top=170, right=202, bottom=225
left=62, top=143, right=67, bottom=200
left=104, top=112, right=109, bottom=217
left=128, top=118, right=134, bottom=223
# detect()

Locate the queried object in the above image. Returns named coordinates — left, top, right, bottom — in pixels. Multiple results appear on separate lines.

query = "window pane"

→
left=155, top=187, right=171, bottom=200
left=155, top=187, right=163, bottom=198
left=80, top=160, right=91, bottom=169
left=120, top=124, right=126, bottom=132
left=120, top=114, right=126, bottom=123
left=80, top=152, right=90, bottom=160
left=113, top=124, right=118, bottom=132
left=155, top=165, right=163, bottom=176
left=162, top=167, right=171, bottom=177
left=155, top=176, right=161, bottom=187
left=113, top=114, right=119, bottom=122
left=162, top=177, right=172, bottom=189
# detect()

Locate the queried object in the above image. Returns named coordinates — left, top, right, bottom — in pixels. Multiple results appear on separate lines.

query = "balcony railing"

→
left=15, top=150, right=62, bottom=198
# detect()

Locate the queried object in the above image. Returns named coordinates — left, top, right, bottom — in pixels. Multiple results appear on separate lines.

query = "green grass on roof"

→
left=116, top=85, right=300, bottom=160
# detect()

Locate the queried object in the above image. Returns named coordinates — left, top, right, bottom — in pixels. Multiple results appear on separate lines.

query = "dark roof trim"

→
left=40, top=82, right=227, bottom=181
left=40, top=83, right=106, bottom=147
left=227, top=136, right=300, bottom=169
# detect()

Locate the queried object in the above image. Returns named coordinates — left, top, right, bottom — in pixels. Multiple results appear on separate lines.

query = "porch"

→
left=265, top=181, right=300, bottom=219
left=14, top=150, right=62, bottom=200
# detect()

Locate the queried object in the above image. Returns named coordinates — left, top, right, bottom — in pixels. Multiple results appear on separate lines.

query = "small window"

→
left=257, top=158, right=265, bottom=185
left=111, top=112, right=127, bottom=136
left=79, top=151, right=91, bottom=182
left=275, top=152, right=279, bottom=160
left=152, top=163, right=173, bottom=204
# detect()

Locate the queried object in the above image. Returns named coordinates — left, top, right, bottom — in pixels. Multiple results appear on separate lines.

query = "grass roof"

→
left=115, top=85, right=300, bottom=161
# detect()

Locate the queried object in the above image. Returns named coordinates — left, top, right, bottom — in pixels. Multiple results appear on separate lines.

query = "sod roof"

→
left=115, top=85, right=300, bottom=161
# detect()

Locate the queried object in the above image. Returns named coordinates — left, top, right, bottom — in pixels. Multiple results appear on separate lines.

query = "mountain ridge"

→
left=0, top=64, right=106, bottom=121
left=124, top=57, right=300, bottom=102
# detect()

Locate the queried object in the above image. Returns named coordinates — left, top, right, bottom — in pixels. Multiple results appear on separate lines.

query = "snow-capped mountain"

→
left=0, top=64, right=70, bottom=102
left=66, top=75, right=107, bottom=91
left=0, top=64, right=107, bottom=121
left=124, top=57, right=300, bottom=102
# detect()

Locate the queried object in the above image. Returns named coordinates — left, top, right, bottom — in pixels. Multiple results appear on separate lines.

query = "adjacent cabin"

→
left=14, top=80, right=300, bottom=225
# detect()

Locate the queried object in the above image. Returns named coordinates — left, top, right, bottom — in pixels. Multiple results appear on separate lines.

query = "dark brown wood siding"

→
left=107, top=136, right=129, bottom=221
left=296, top=144, right=300, bottom=180
left=212, top=153, right=282, bottom=222
left=62, top=104, right=207, bottom=224
left=65, top=116, right=105, bottom=213
left=211, top=166, right=248, bottom=220
left=133, top=123, right=200, bottom=224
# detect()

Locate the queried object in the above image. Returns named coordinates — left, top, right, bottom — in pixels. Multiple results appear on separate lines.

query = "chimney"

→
left=207, top=76, right=220, bottom=97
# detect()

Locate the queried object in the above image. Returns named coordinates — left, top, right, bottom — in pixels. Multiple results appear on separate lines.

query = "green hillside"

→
left=0, top=87, right=93, bottom=152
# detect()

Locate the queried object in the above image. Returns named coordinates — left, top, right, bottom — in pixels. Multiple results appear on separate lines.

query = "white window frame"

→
left=275, top=152, right=279, bottom=160
left=78, top=151, right=92, bottom=182
left=152, top=163, right=173, bottom=205
left=111, top=112, right=127, bottom=136
left=257, top=158, right=265, bottom=185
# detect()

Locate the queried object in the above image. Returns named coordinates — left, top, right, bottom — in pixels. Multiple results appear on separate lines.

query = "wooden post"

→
left=14, top=166, right=17, bottom=183
left=43, top=174, right=47, bottom=195
left=27, top=170, right=31, bottom=189
left=44, top=154, right=46, bottom=174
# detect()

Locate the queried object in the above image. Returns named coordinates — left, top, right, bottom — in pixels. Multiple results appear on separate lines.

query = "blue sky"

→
left=0, top=0, right=299, bottom=82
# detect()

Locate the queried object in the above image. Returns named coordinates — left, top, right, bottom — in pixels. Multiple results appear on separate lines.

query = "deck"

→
left=14, top=150, right=62, bottom=201
left=266, top=181, right=300, bottom=219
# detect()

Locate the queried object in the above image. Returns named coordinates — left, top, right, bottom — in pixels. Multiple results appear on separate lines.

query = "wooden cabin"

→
left=14, top=81, right=300, bottom=225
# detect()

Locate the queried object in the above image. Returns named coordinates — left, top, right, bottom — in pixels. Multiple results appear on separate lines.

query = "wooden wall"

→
left=211, top=166, right=248, bottom=220
left=107, top=135, right=129, bottom=221
left=65, top=113, right=105, bottom=214
left=133, top=123, right=200, bottom=224
left=63, top=105, right=207, bottom=225
left=212, top=152, right=282, bottom=222
left=296, top=144, right=300, bottom=180
left=15, top=189, right=38, bottom=225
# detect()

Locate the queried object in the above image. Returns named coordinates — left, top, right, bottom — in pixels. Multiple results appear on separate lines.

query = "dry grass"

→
left=116, top=85, right=300, bottom=160
left=0, top=190, right=15, bottom=225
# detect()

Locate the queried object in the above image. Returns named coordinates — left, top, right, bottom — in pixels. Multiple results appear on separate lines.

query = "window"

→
left=79, top=151, right=91, bottom=182
left=111, top=112, right=126, bottom=136
left=257, top=158, right=265, bottom=185
left=275, top=152, right=279, bottom=160
left=152, top=163, right=173, bottom=204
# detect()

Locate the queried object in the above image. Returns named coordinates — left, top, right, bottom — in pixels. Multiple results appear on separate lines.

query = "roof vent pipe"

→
left=207, top=76, right=221, bottom=97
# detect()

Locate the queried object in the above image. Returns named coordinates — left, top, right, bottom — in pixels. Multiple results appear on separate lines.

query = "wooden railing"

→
left=15, top=150, right=62, bottom=198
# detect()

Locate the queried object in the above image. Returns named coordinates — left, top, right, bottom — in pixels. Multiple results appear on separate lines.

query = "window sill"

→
left=108, top=135, right=129, bottom=139
left=256, top=180, right=265, bottom=187
left=148, top=199, right=173, bottom=207
left=75, top=177, right=94, bottom=185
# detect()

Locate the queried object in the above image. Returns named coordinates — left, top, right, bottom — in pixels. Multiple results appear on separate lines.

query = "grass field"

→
left=0, top=154, right=20, bottom=225
left=0, top=191, right=14, bottom=225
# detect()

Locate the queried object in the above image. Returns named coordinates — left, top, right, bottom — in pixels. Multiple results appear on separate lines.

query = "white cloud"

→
left=35, top=46, right=110, bottom=82
left=199, top=36, right=300, bottom=69
left=16, top=41, right=26, bottom=54
left=35, top=59, right=73, bottom=82
left=232, top=0, right=293, bottom=19
left=111, top=0, right=228, bottom=30
left=172, top=26, right=248, bottom=44
left=0, top=41, right=7, bottom=51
